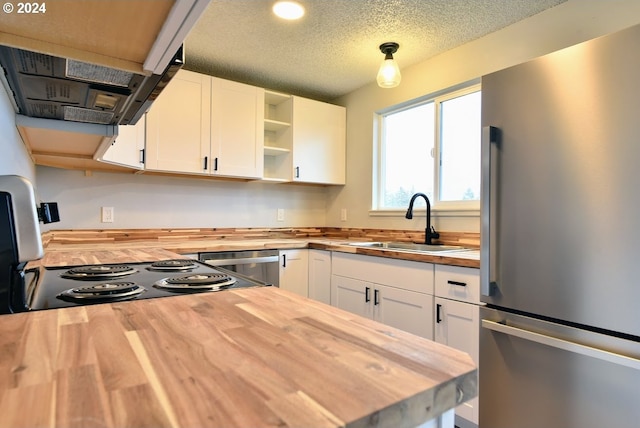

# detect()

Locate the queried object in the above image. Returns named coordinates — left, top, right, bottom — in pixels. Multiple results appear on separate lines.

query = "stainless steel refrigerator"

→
left=480, top=23, right=640, bottom=427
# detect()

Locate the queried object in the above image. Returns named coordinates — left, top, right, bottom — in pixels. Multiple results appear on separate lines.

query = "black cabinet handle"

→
left=282, top=254, right=286, bottom=267
left=374, top=289, right=380, bottom=305
left=139, top=149, right=145, bottom=164
left=214, top=157, right=219, bottom=171
left=436, top=303, right=443, bottom=323
left=365, top=287, right=370, bottom=303
left=295, top=166, right=300, bottom=178
left=204, top=156, right=208, bottom=170
left=447, top=280, right=467, bottom=287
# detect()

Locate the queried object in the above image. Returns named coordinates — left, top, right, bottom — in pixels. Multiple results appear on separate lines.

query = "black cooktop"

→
left=27, top=259, right=264, bottom=310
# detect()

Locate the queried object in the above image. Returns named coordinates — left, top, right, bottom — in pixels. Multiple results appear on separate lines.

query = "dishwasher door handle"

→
left=482, top=319, right=640, bottom=371
left=203, top=256, right=279, bottom=266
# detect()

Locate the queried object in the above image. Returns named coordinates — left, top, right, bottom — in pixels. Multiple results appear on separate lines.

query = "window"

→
left=374, top=84, right=481, bottom=213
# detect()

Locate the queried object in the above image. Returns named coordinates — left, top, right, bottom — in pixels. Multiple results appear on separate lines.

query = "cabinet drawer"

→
left=434, top=265, right=480, bottom=304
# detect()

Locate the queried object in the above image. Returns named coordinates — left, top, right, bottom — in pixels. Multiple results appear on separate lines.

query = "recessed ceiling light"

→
left=273, top=1, right=305, bottom=20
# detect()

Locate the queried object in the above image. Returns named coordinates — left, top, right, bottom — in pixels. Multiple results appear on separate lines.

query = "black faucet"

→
left=405, top=193, right=440, bottom=245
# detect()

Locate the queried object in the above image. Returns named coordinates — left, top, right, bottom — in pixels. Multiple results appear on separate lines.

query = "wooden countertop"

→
left=37, top=238, right=480, bottom=269
left=0, top=287, right=476, bottom=427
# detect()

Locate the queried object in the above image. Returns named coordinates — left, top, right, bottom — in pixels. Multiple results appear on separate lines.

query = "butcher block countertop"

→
left=37, top=231, right=480, bottom=269
left=0, top=287, right=476, bottom=427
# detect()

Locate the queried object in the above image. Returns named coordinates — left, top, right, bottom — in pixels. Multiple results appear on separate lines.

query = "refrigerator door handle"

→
left=482, top=319, right=640, bottom=371
left=481, top=126, right=499, bottom=296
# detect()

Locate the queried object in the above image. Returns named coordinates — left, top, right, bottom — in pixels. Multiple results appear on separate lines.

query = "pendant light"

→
left=377, top=42, right=401, bottom=88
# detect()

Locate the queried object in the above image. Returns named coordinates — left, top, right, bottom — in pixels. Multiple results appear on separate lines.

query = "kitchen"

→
left=2, top=1, right=640, bottom=427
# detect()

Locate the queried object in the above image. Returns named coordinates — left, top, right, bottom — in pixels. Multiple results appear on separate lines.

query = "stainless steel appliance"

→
left=0, top=175, right=44, bottom=313
left=199, top=249, right=279, bottom=286
left=0, top=175, right=266, bottom=314
left=480, top=24, right=640, bottom=427
left=0, top=45, right=183, bottom=126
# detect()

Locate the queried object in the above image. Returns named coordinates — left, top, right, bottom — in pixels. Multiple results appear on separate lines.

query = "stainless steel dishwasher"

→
left=199, top=249, right=280, bottom=286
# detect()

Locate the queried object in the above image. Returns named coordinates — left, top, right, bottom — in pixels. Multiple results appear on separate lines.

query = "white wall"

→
left=0, top=82, right=35, bottom=183
left=36, top=166, right=328, bottom=230
left=327, top=0, right=640, bottom=233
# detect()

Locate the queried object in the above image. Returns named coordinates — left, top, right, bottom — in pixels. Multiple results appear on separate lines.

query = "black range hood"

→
left=0, top=45, right=183, bottom=126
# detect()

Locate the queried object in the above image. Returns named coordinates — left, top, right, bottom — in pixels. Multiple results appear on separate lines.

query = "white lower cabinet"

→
left=279, top=249, right=308, bottom=297
left=308, top=250, right=331, bottom=304
left=434, top=265, right=481, bottom=428
left=331, top=253, right=434, bottom=340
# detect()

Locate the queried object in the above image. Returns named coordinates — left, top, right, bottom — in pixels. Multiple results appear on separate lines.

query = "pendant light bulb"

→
left=377, top=42, right=401, bottom=88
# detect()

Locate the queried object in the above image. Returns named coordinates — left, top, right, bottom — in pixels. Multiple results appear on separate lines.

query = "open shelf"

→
left=263, top=89, right=293, bottom=182
left=264, top=119, right=290, bottom=132
left=264, top=145, right=291, bottom=156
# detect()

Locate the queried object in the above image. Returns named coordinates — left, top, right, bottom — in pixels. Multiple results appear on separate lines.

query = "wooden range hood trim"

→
left=16, top=114, right=117, bottom=162
left=0, top=0, right=211, bottom=75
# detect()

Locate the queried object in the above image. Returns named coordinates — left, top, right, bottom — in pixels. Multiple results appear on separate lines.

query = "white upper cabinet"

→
left=145, top=69, right=211, bottom=174
left=97, top=115, right=146, bottom=170
left=211, top=77, right=264, bottom=178
left=292, top=96, right=346, bottom=185
left=145, top=70, right=264, bottom=179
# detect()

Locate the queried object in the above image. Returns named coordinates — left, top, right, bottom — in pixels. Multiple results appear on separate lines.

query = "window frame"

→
left=371, top=82, right=481, bottom=218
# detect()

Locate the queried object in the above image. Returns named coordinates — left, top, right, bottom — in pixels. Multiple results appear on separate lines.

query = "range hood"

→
left=0, top=45, right=184, bottom=126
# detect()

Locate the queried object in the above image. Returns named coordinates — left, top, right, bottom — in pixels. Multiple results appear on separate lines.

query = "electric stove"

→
left=26, top=259, right=268, bottom=310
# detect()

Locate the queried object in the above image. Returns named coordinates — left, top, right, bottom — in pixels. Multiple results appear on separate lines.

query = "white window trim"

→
left=433, top=84, right=481, bottom=212
left=372, top=80, right=481, bottom=216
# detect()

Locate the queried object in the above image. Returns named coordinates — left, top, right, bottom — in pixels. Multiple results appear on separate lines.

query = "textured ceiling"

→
left=184, top=0, right=565, bottom=101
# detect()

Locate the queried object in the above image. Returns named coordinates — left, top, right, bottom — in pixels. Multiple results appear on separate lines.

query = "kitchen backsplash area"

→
left=35, top=166, right=328, bottom=230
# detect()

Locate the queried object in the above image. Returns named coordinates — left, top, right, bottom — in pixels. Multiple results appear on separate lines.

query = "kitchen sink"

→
left=347, top=241, right=467, bottom=253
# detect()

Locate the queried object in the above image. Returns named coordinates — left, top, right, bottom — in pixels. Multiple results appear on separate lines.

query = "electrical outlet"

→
left=277, top=208, right=285, bottom=222
left=101, top=206, right=114, bottom=223
left=340, top=208, right=347, bottom=221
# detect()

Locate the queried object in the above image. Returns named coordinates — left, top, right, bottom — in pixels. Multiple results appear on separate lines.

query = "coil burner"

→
left=146, top=259, right=197, bottom=272
left=58, top=281, right=146, bottom=302
left=60, top=265, right=138, bottom=280
left=154, top=273, right=237, bottom=292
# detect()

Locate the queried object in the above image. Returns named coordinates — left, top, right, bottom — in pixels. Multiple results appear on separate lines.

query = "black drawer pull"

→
left=436, top=303, right=443, bottom=323
left=447, top=280, right=467, bottom=287
left=365, top=287, right=371, bottom=302
left=374, top=289, right=379, bottom=305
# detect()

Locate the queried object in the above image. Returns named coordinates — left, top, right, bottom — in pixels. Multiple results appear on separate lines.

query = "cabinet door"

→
left=331, top=275, right=372, bottom=319
left=211, top=77, right=264, bottom=178
left=145, top=69, right=211, bottom=174
left=292, top=96, right=346, bottom=184
left=279, top=249, right=308, bottom=297
left=98, top=115, right=145, bottom=169
left=308, top=250, right=331, bottom=304
left=375, top=285, right=433, bottom=340
left=434, top=297, right=479, bottom=426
